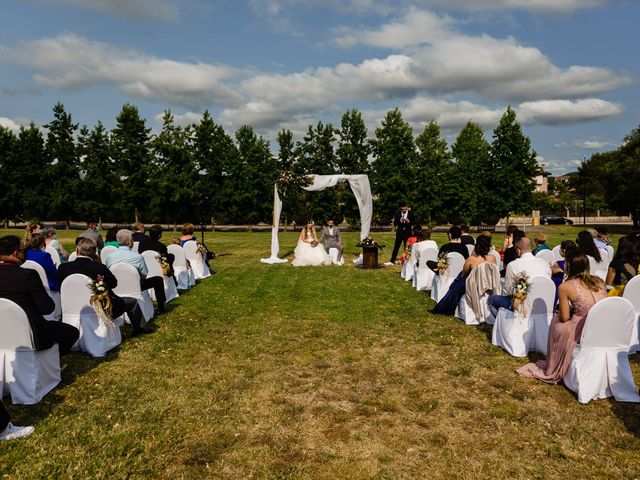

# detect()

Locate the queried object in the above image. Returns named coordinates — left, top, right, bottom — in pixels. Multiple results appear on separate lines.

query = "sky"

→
left=1, top=0, right=639, bottom=175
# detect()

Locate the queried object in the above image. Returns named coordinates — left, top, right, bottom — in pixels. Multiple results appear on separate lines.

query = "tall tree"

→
left=487, top=106, right=539, bottom=223
left=412, top=121, right=451, bottom=225
left=448, top=121, right=490, bottom=224
left=151, top=110, right=197, bottom=225
left=192, top=110, right=236, bottom=223
left=45, top=102, right=80, bottom=224
left=369, top=108, right=416, bottom=224
left=111, top=103, right=152, bottom=222
left=0, top=126, right=17, bottom=225
left=14, top=123, right=47, bottom=220
left=276, top=129, right=296, bottom=171
left=336, top=109, right=370, bottom=174
left=77, top=122, right=121, bottom=222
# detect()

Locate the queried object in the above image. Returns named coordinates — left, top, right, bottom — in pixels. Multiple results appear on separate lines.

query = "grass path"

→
left=1, top=229, right=639, bottom=479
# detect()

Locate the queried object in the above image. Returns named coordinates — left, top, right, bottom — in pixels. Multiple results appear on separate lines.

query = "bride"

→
left=292, top=221, right=331, bottom=267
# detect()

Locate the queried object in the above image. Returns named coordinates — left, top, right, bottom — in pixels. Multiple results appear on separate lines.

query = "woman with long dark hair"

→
left=576, top=230, right=602, bottom=263
left=517, top=253, right=606, bottom=383
left=606, top=235, right=639, bottom=296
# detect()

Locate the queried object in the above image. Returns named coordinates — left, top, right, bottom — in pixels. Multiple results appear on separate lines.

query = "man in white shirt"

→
left=488, top=237, right=551, bottom=318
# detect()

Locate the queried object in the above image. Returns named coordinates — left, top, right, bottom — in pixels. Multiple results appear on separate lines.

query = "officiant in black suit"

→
left=387, top=202, right=416, bottom=265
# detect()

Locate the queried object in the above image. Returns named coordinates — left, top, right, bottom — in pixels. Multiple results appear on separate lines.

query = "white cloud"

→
left=0, top=117, right=22, bottom=133
left=517, top=99, right=623, bottom=124
left=554, top=139, right=617, bottom=149
left=0, top=33, right=244, bottom=110
left=155, top=111, right=204, bottom=127
left=25, top=0, right=179, bottom=20
left=408, top=0, right=622, bottom=14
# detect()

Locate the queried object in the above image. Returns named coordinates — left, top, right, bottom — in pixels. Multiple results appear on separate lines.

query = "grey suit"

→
left=320, top=225, right=343, bottom=260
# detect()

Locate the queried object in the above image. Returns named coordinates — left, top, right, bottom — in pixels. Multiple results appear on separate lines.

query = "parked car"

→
left=540, top=215, right=573, bottom=225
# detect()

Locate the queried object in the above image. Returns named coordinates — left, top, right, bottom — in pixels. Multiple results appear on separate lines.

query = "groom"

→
left=320, top=218, right=343, bottom=263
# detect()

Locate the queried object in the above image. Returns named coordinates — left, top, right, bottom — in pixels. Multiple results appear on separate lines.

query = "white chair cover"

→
left=110, top=263, right=155, bottom=322
left=168, top=244, right=195, bottom=289
left=141, top=250, right=179, bottom=303
left=328, top=248, right=343, bottom=266
left=0, top=298, right=60, bottom=404
left=430, top=252, right=465, bottom=302
left=183, top=241, right=211, bottom=280
left=60, top=274, right=122, bottom=358
left=491, top=276, right=556, bottom=357
left=413, top=246, right=439, bottom=291
left=489, top=249, right=502, bottom=271
left=594, top=249, right=609, bottom=281
left=21, top=260, right=61, bottom=321
left=100, top=245, right=117, bottom=263
left=535, top=249, right=554, bottom=265
left=45, top=246, right=61, bottom=268
left=606, top=245, right=614, bottom=265
left=455, top=262, right=500, bottom=325
left=132, top=241, right=140, bottom=252
left=466, top=244, right=475, bottom=256
left=587, top=255, right=597, bottom=276
left=622, top=275, right=640, bottom=353
left=551, top=245, right=563, bottom=262
left=563, top=297, right=640, bottom=404
left=68, top=252, right=78, bottom=262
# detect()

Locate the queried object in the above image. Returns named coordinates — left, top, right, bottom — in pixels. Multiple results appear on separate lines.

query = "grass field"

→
left=1, top=227, right=639, bottom=479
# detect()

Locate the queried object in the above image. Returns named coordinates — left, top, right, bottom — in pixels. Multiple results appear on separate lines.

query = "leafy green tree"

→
left=14, top=123, right=47, bottom=220
left=412, top=121, right=451, bottom=225
left=369, top=108, right=416, bottom=224
left=487, top=106, right=538, bottom=223
left=45, top=102, right=80, bottom=224
left=0, top=126, right=18, bottom=225
left=276, top=129, right=296, bottom=171
left=192, top=110, right=237, bottom=223
left=448, top=121, right=489, bottom=224
left=111, top=103, right=152, bottom=222
left=150, top=110, right=197, bottom=225
left=222, top=125, right=276, bottom=224
left=77, top=122, right=121, bottom=222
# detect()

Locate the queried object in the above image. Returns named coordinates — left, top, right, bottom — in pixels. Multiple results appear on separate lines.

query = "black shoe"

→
left=132, top=327, right=153, bottom=337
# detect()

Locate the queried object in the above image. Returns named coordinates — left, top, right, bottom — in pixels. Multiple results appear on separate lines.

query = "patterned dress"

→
left=516, top=279, right=606, bottom=384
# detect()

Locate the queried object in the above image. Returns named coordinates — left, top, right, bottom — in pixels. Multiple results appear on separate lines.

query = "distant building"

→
left=534, top=164, right=551, bottom=193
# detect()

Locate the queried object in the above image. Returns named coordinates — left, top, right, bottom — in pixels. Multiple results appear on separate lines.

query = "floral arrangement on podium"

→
left=88, top=275, right=115, bottom=327
left=276, top=171, right=313, bottom=195
left=356, top=236, right=384, bottom=249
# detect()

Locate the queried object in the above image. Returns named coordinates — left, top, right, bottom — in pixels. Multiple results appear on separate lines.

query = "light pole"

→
left=582, top=155, right=587, bottom=225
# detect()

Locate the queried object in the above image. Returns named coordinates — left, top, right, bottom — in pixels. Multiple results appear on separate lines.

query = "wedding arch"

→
left=260, top=174, right=373, bottom=264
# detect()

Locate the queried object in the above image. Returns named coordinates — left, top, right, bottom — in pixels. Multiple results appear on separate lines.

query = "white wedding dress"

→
left=292, top=232, right=331, bottom=267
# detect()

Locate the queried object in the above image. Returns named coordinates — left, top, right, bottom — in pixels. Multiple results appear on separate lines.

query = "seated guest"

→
left=501, top=224, right=519, bottom=253
left=24, top=233, right=60, bottom=292
left=171, top=237, right=181, bottom=246
left=426, top=225, right=469, bottom=272
left=532, top=232, right=550, bottom=255
left=576, top=230, right=603, bottom=264
left=606, top=236, right=639, bottom=296
left=462, top=234, right=497, bottom=276
left=139, top=224, right=175, bottom=272
left=488, top=236, right=552, bottom=318
left=501, top=229, right=526, bottom=276
left=104, top=227, right=120, bottom=248
left=132, top=223, right=147, bottom=244
left=58, top=238, right=151, bottom=335
left=105, top=229, right=166, bottom=314
left=0, top=235, right=79, bottom=356
left=180, top=224, right=197, bottom=246
left=516, top=253, right=606, bottom=383
left=0, top=399, right=34, bottom=441
left=76, top=220, right=104, bottom=251
left=595, top=226, right=613, bottom=247
left=460, top=224, right=475, bottom=246
left=42, top=226, right=69, bottom=262
left=551, top=240, right=578, bottom=291
left=23, top=221, right=41, bottom=246
left=586, top=227, right=607, bottom=250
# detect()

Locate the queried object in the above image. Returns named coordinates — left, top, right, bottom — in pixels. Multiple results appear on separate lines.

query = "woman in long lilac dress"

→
left=516, top=253, right=606, bottom=384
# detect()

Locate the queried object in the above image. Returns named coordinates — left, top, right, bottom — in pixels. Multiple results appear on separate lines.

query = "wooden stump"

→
left=362, top=246, right=379, bottom=269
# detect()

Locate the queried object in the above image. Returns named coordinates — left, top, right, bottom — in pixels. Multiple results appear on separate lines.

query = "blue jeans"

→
left=488, top=294, right=513, bottom=318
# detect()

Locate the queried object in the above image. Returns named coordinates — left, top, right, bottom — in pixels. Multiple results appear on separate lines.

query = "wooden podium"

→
left=362, top=246, right=380, bottom=269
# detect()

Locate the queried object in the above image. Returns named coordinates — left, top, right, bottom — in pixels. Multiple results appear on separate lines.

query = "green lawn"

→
left=1, top=228, right=639, bottom=479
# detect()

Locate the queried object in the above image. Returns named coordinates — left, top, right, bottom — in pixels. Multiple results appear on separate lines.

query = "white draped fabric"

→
left=261, top=174, right=373, bottom=264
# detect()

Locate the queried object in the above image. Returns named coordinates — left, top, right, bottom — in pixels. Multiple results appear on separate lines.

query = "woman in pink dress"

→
left=516, top=253, right=606, bottom=384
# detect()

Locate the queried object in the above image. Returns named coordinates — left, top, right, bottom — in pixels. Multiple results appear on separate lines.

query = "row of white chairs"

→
left=1, top=242, right=212, bottom=404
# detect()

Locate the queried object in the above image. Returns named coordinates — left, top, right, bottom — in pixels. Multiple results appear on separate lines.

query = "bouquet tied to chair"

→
left=88, top=275, right=115, bottom=328
left=512, top=273, right=531, bottom=316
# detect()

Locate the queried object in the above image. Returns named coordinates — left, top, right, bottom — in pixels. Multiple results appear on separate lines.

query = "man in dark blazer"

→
left=387, top=203, right=416, bottom=265
left=0, top=236, right=79, bottom=356
left=58, top=238, right=151, bottom=335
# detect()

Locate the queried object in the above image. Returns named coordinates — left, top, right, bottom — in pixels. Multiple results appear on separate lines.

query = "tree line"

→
left=0, top=102, right=540, bottom=228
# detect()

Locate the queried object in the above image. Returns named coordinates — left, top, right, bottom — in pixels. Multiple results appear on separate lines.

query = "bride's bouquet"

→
left=88, top=275, right=115, bottom=328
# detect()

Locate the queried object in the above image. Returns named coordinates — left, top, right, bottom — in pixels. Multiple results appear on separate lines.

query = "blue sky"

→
left=1, top=0, right=638, bottom=175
